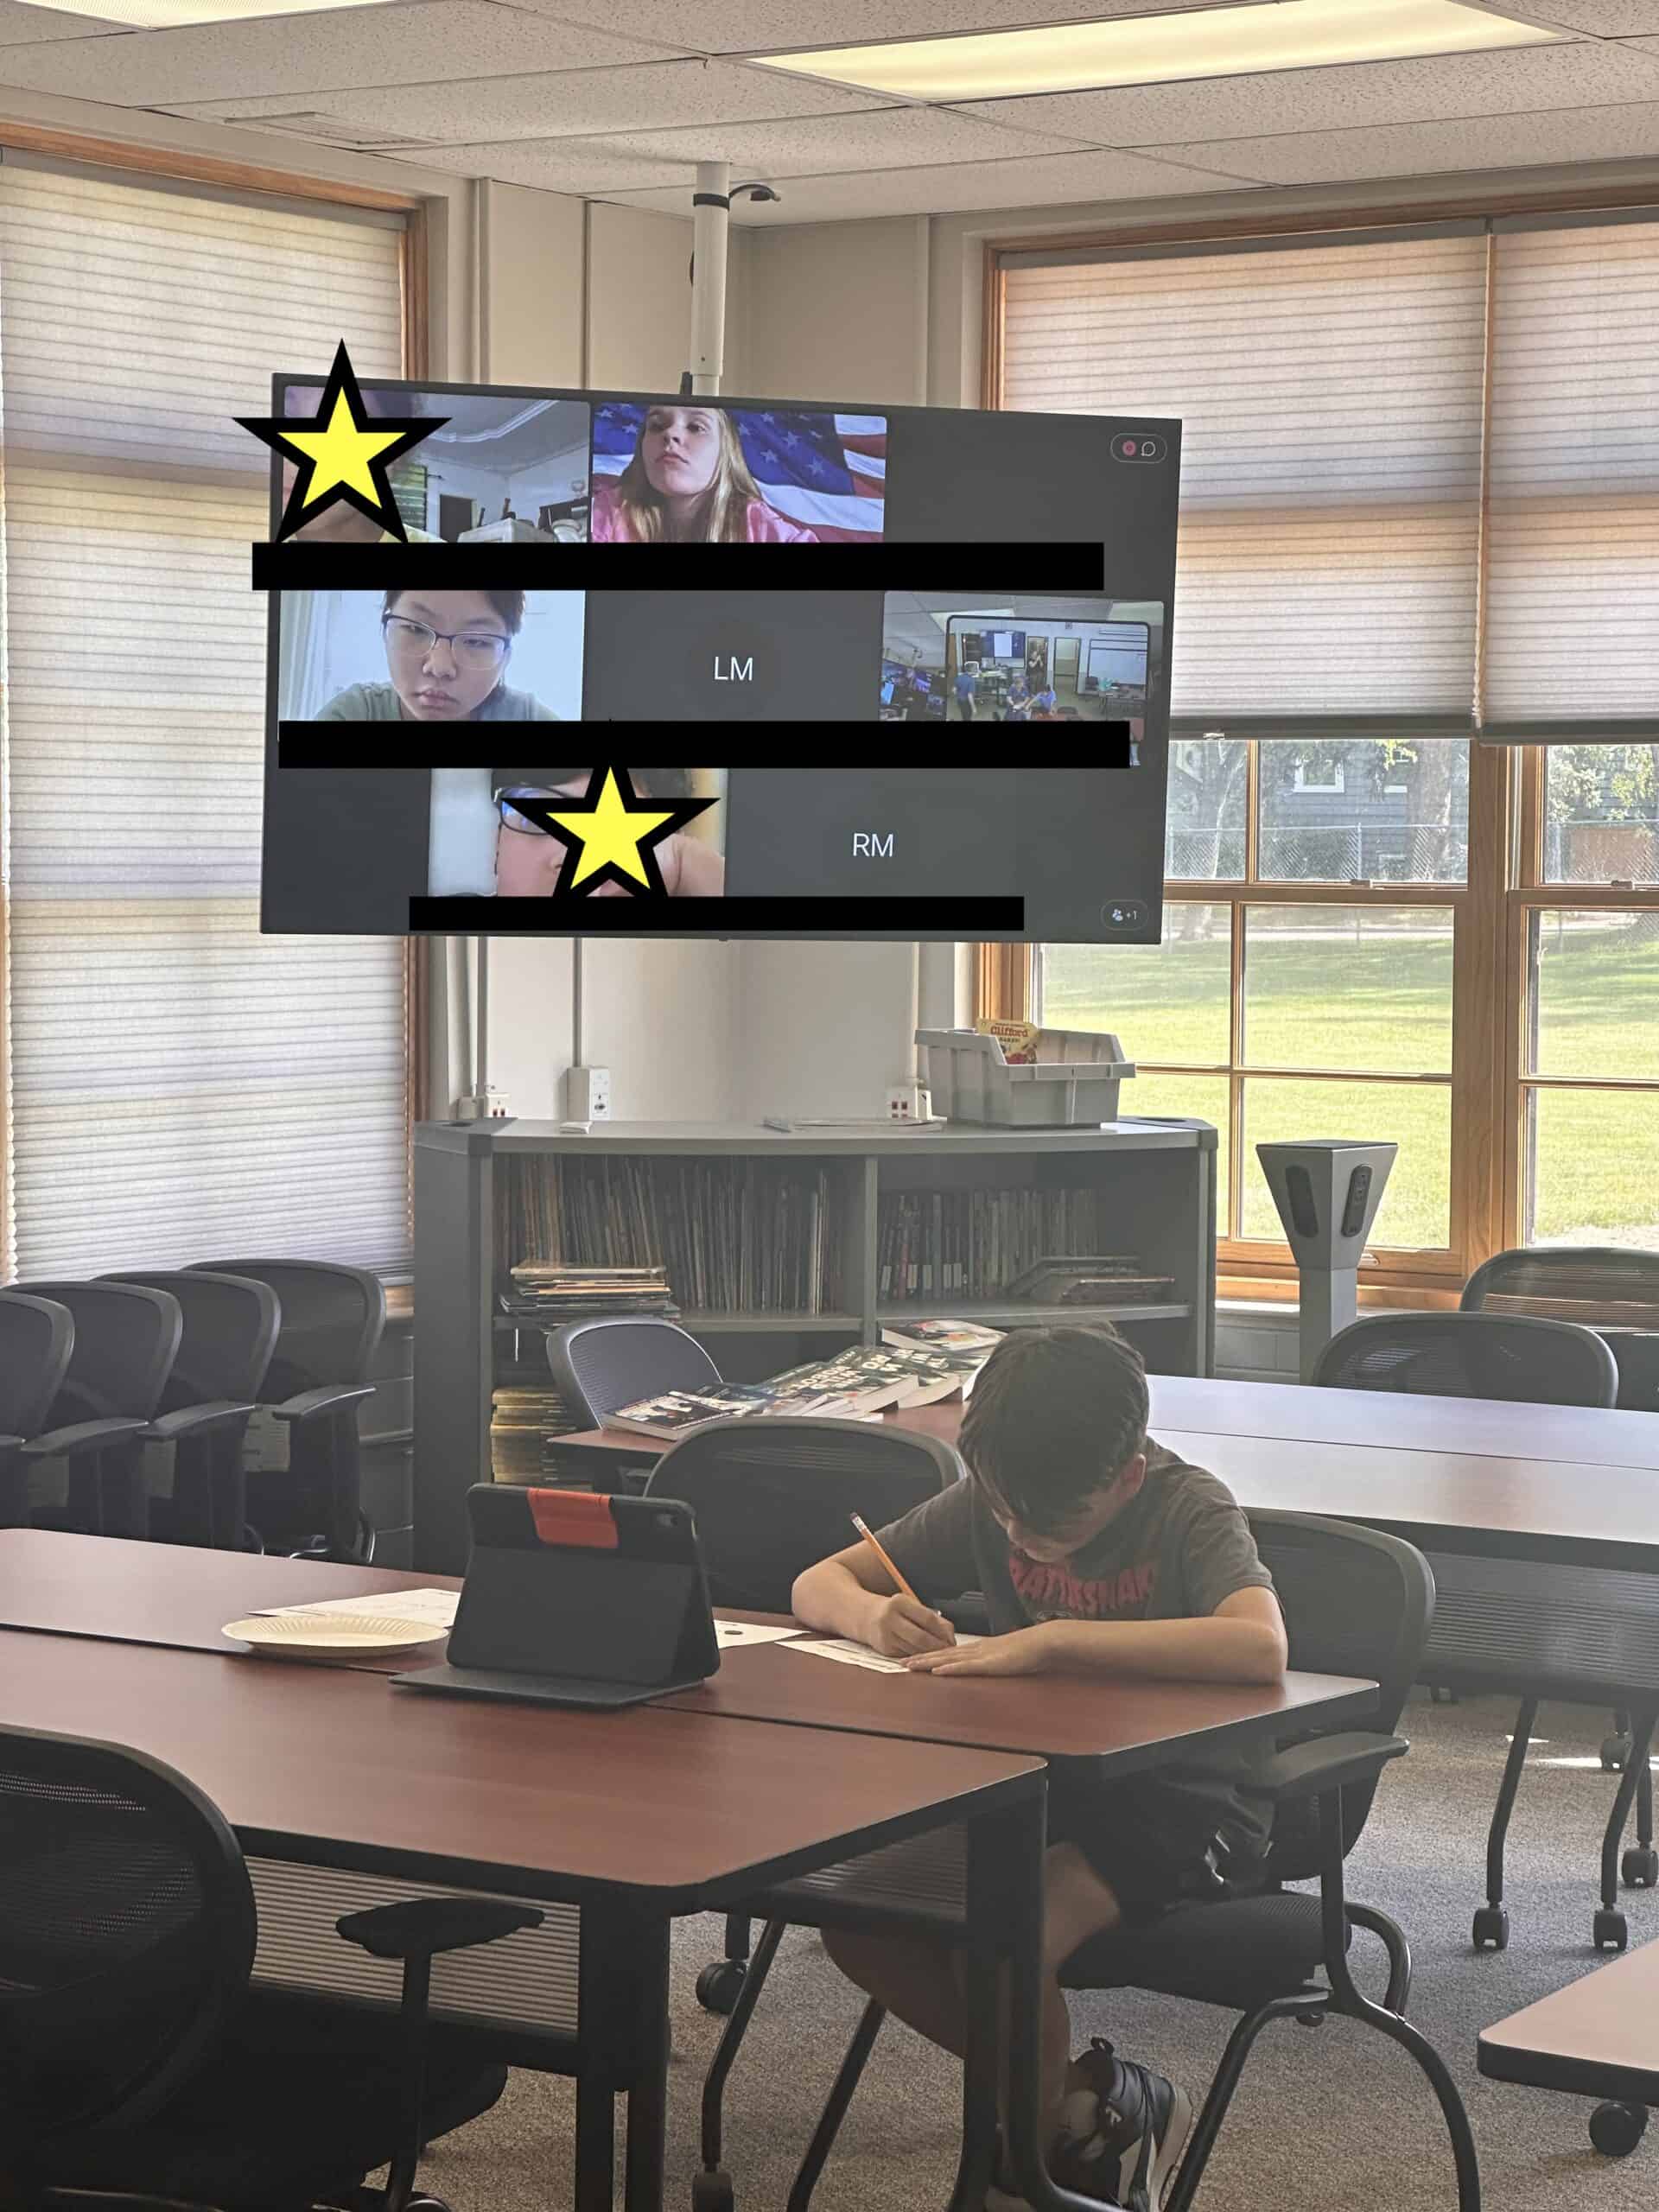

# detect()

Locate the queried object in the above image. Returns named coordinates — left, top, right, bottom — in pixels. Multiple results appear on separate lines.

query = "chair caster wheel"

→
left=1594, top=1908, right=1629, bottom=1952
left=1601, top=1733, right=1632, bottom=1773
left=1622, top=1847, right=1659, bottom=1889
left=1472, top=1905, right=1509, bottom=1951
left=1295, top=2010, right=1325, bottom=2027
left=1428, top=1686, right=1459, bottom=1706
left=692, top=2169, right=735, bottom=2212
left=696, top=1961, right=747, bottom=2016
left=1589, top=2101, right=1648, bottom=2158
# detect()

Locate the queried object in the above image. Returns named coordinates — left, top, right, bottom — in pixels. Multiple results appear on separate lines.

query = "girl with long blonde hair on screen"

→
left=591, top=404, right=817, bottom=544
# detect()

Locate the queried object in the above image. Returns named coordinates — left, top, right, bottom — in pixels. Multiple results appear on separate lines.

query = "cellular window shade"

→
left=1484, top=218, right=1659, bottom=736
left=0, top=161, right=410, bottom=1277
left=1001, top=233, right=1489, bottom=723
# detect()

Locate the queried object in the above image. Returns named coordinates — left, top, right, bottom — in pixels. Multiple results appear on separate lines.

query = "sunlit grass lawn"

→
left=1043, top=918, right=1659, bottom=1252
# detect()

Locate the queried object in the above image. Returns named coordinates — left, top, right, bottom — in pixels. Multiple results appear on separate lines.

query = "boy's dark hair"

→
left=383, top=588, right=524, bottom=635
left=959, top=1323, right=1149, bottom=1532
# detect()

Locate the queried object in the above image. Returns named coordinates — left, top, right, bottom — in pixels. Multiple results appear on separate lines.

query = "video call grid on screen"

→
left=263, top=377, right=1181, bottom=944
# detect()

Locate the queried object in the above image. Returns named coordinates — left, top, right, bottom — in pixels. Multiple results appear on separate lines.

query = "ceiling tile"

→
left=181, top=55, right=888, bottom=143
left=1477, top=1, right=1659, bottom=29
left=0, top=2, right=122, bottom=40
left=497, top=1, right=1231, bottom=53
left=0, top=1, right=685, bottom=104
left=405, top=102, right=1094, bottom=188
left=599, top=142, right=1255, bottom=220
left=954, top=37, right=1659, bottom=143
left=1158, top=99, right=1659, bottom=181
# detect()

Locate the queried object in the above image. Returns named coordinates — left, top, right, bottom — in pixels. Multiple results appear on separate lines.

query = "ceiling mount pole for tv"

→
left=687, top=159, right=731, bottom=397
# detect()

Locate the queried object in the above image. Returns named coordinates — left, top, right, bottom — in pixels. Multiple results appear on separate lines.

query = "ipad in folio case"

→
left=393, top=1486, right=720, bottom=1709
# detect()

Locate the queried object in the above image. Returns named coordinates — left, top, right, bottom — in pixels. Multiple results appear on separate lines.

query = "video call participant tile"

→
left=581, top=593, right=884, bottom=721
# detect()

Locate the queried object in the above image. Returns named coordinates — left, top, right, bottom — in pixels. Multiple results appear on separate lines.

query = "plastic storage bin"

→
left=916, top=1027, right=1136, bottom=1127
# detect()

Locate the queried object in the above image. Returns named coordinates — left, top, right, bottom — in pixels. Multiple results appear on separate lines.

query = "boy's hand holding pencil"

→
left=852, top=1513, right=957, bottom=1657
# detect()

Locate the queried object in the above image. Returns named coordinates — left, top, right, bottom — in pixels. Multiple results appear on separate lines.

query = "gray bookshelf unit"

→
left=413, top=1116, right=1218, bottom=1572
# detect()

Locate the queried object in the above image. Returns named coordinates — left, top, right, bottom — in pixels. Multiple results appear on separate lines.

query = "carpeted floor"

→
left=410, top=1692, right=1656, bottom=2210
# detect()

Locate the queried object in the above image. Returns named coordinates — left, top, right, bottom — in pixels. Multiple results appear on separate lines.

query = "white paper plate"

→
left=222, top=1612, right=449, bottom=1659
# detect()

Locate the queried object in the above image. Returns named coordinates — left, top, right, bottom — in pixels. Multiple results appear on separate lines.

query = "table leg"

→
left=624, top=1914, right=672, bottom=2212
left=575, top=1906, right=620, bottom=2212
left=950, top=1806, right=1004, bottom=2212
left=976, top=1790, right=1107, bottom=2212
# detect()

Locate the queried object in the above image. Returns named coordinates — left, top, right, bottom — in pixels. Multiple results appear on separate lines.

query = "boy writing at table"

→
left=791, top=1324, right=1287, bottom=2211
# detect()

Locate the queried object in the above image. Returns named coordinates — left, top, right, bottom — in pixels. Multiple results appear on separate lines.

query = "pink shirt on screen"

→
left=589, top=480, right=817, bottom=543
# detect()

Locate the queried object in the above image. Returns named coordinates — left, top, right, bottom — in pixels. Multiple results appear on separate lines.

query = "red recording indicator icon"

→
left=1111, top=432, right=1166, bottom=463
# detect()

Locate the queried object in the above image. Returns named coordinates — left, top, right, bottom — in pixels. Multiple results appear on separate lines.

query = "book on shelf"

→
left=1001, top=1256, right=1179, bottom=1306
left=876, top=1184, right=1177, bottom=1306
left=489, top=1377, right=580, bottom=1484
left=500, top=1154, right=845, bottom=1317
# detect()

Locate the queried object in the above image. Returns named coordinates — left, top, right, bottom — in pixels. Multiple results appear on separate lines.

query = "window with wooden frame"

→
left=981, top=202, right=1659, bottom=1301
left=0, top=137, right=428, bottom=1281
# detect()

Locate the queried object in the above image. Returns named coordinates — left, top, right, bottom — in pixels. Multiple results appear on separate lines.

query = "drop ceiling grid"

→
left=0, top=1, right=689, bottom=105
left=1156, top=99, right=1659, bottom=181
left=493, top=0, right=1244, bottom=54
left=0, top=1, right=124, bottom=43
left=173, top=56, right=900, bottom=141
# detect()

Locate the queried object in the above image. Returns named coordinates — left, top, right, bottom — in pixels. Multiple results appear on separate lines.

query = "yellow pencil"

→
left=850, top=1513, right=921, bottom=1603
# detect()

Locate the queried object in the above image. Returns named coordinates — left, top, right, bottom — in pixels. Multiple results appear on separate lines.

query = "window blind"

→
left=1001, top=232, right=1489, bottom=725
left=0, top=159, right=410, bottom=1278
left=1484, top=215, right=1659, bottom=738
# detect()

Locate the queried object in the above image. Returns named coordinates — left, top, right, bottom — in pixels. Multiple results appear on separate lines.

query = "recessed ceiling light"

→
left=17, top=0, right=393, bottom=28
left=753, top=0, right=1564, bottom=104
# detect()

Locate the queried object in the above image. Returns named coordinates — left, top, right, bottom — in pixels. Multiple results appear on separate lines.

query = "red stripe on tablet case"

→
left=525, top=1490, right=620, bottom=1549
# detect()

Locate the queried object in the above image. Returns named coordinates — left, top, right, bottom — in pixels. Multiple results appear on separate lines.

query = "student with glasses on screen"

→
left=317, top=590, right=560, bottom=721
left=489, top=769, right=726, bottom=898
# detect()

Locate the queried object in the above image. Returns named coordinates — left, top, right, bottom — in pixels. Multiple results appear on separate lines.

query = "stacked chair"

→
left=0, top=1290, right=74, bottom=1528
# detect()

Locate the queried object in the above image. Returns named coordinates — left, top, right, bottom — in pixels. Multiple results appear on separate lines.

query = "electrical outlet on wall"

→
left=886, top=1084, right=931, bottom=1122
left=563, top=1065, right=612, bottom=1121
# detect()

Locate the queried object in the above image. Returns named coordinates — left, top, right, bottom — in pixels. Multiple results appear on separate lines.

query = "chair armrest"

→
left=336, top=1897, right=544, bottom=1961
left=272, top=1384, right=376, bottom=1424
left=146, top=1401, right=257, bottom=1443
left=0, top=1435, right=24, bottom=1454
left=22, top=1418, right=149, bottom=1459
left=1255, top=1733, right=1408, bottom=1802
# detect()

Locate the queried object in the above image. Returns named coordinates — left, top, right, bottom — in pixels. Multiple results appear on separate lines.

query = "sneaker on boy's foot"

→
left=1050, top=2038, right=1192, bottom=2211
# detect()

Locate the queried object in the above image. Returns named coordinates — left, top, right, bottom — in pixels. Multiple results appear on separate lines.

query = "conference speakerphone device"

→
left=395, top=1485, right=720, bottom=1710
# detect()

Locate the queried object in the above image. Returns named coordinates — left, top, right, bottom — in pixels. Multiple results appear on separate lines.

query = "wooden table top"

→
left=560, top=1375, right=1659, bottom=1567
left=659, top=1646, right=1376, bottom=1765
left=1478, top=1939, right=1659, bottom=2104
left=0, top=1624, right=1040, bottom=1911
left=0, top=1534, right=1375, bottom=1766
left=0, top=1529, right=460, bottom=1664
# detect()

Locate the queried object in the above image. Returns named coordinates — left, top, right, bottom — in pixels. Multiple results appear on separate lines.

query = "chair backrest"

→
left=13, top=1281, right=181, bottom=1426
left=188, top=1259, right=384, bottom=1395
left=1312, top=1310, right=1618, bottom=1408
left=0, top=1291, right=74, bottom=1439
left=645, top=1415, right=962, bottom=1611
left=1248, top=1510, right=1434, bottom=1878
left=102, top=1271, right=280, bottom=1410
left=0, top=1724, right=255, bottom=2145
left=548, top=1315, right=721, bottom=1429
left=1462, top=1245, right=1659, bottom=1413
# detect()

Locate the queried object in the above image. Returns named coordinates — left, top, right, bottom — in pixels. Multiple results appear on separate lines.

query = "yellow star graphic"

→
left=548, top=769, right=677, bottom=889
left=276, top=388, right=410, bottom=512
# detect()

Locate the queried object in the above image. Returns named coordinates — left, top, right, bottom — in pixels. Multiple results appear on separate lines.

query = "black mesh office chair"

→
left=13, top=1281, right=182, bottom=1541
left=0, top=1290, right=74, bottom=1529
left=1463, top=1248, right=1659, bottom=1773
left=548, top=1314, right=722, bottom=1429
left=702, top=1515, right=1478, bottom=2212
left=188, top=1259, right=385, bottom=1561
left=103, top=1272, right=280, bottom=1551
left=1314, top=1308, right=1651, bottom=1950
left=1463, top=1245, right=1659, bottom=1414
left=0, top=1721, right=532, bottom=2211
left=1312, top=1309, right=1620, bottom=1405
left=647, top=1414, right=963, bottom=2018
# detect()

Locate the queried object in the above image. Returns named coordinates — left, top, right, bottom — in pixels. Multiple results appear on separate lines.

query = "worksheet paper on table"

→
left=715, top=1620, right=805, bottom=1649
left=785, top=1635, right=982, bottom=1675
left=253, top=1589, right=461, bottom=1626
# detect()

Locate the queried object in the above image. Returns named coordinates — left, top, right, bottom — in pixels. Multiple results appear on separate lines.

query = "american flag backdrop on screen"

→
left=591, top=404, right=887, bottom=541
